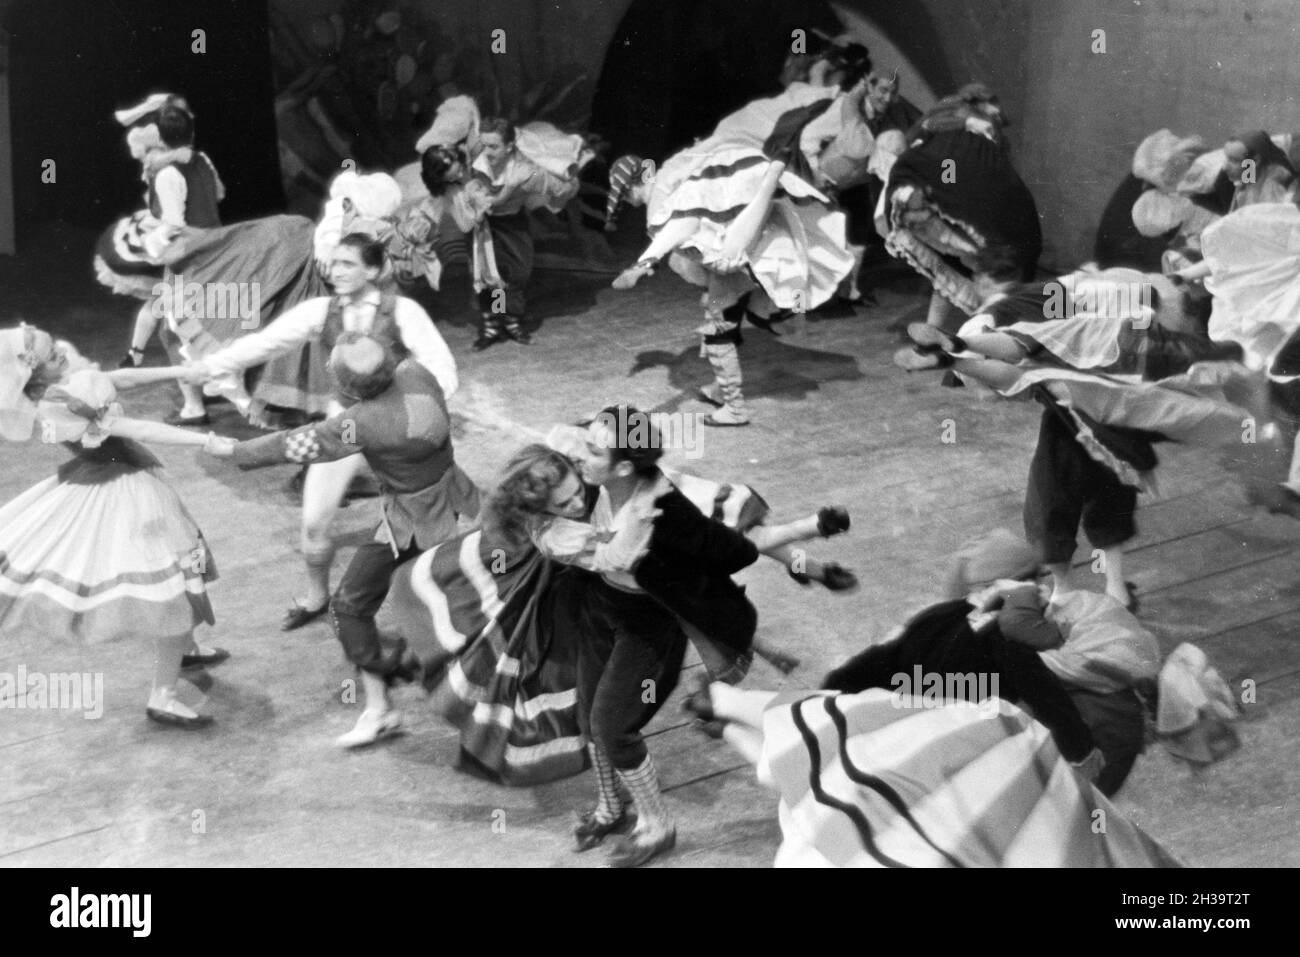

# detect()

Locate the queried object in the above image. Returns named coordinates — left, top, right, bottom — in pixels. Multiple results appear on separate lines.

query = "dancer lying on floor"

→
left=681, top=683, right=1180, bottom=867
left=0, top=326, right=230, bottom=727
left=681, top=540, right=1109, bottom=784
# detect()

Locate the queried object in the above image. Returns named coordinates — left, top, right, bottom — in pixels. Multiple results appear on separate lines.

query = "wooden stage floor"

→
left=2, top=235, right=1298, bottom=867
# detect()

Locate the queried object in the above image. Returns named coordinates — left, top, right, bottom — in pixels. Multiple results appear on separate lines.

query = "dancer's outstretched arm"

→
left=106, top=366, right=198, bottom=391
left=106, top=415, right=221, bottom=448
left=183, top=298, right=327, bottom=381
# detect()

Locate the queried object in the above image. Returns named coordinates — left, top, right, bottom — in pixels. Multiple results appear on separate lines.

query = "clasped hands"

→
left=178, top=360, right=216, bottom=385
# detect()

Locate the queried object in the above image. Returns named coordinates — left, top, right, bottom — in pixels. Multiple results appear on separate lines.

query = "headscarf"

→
left=1132, top=129, right=1205, bottom=191
left=0, top=325, right=40, bottom=441
left=331, top=170, right=404, bottom=221
left=114, top=92, right=189, bottom=128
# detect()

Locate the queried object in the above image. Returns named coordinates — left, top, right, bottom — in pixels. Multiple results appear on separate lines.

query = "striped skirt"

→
left=386, top=467, right=772, bottom=785
left=387, top=531, right=588, bottom=786
left=0, top=465, right=216, bottom=646
left=648, top=142, right=854, bottom=312
left=758, top=689, right=1181, bottom=867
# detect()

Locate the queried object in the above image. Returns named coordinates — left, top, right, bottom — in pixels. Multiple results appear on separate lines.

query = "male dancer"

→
left=464, top=118, right=584, bottom=350
left=531, top=405, right=763, bottom=866
left=184, top=233, right=458, bottom=631
left=228, top=333, right=479, bottom=746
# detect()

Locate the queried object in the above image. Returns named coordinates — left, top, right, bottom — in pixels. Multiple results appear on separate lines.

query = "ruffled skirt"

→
left=388, top=532, right=587, bottom=786
left=1204, top=202, right=1300, bottom=374
left=759, top=689, right=1181, bottom=867
left=648, top=142, right=853, bottom=312
left=0, top=464, right=216, bottom=645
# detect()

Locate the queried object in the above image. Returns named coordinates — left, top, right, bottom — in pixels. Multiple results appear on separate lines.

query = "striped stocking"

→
left=588, top=742, right=623, bottom=824
left=616, top=755, right=672, bottom=832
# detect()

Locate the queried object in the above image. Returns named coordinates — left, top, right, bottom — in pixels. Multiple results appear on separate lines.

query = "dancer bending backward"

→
left=885, top=85, right=1042, bottom=369
left=221, top=334, right=479, bottom=746
left=385, top=438, right=855, bottom=788
left=394, top=94, right=595, bottom=303
left=461, top=118, right=587, bottom=350
left=0, top=326, right=231, bottom=727
left=184, top=234, right=458, bottom=631
left=604, top=43, right=870, bottom=425
left=904, top=282, right=1260, bottom=606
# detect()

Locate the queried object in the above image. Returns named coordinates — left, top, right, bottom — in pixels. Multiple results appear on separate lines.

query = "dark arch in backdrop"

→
left=590, top=0, right=959, bottom=162
left=5, top=0, right=283, bottom=241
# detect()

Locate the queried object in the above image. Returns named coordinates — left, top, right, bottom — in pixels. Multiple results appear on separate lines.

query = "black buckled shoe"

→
left=180, top=646, right=230, bottom=669
left=820, top=562, right=860, bottom=592
left=816, top=506, right=851, bottom=537
left=573, top=807, right=633, bottom=852
left=282, top=599, right=329, bottom=631
left=505, top=321, right=534, bottom=345
left=472, top=326, right=506, bottom=351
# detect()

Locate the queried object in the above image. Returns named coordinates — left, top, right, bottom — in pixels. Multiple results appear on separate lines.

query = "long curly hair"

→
left=482, top=444, right=581, bottom=551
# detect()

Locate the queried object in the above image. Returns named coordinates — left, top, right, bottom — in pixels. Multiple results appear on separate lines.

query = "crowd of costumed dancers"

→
left=3, top=30, right=1286, bottom=866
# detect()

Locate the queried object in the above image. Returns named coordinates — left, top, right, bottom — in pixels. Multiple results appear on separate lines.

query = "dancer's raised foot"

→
left=612, top=260, right=655, bottom=290
left=817, top=506, right=851, bottom=537
left=180, top=645, right=230, bottom=669
left=906, top=322, right=961, bottom=354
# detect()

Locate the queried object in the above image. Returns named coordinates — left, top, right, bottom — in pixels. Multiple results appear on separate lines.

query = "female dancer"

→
left=1175, top=199, right=1300, bottom=505
left=883, top=85, right=1042, bottom=368
left=603, top=45, right=870, bottom=425
left=397, top=96, right=594, bottom=349
left=0, top=325, right=230, bottom=726
left=384, top=438, right=855, bottom=787
left=680, top=683, right=1180, bottom=867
